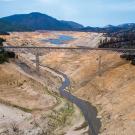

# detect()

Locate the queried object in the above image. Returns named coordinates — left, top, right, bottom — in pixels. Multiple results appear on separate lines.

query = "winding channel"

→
left=16, top=58, right=101, bottom=135
left=53, top=69, right=101, bottom=135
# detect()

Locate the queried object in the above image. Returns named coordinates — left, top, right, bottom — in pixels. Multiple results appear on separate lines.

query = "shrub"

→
left=0, top=38, right=15, bottom=64
left=0, top=31, right=10, bottom=35
left=7, top=51, right=15, bottom=58
left=0, top=38, right=6, bottom=47
left=0, top=51, right=8, bottom=64
left=131, top=59, right=135, bottom=65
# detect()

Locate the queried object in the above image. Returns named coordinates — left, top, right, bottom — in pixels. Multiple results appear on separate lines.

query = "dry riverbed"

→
left=40, top=49, right=135, bottom=135
left=2, top=31, right=133, bottom=135
left=0, top=61, right=87, bottom=135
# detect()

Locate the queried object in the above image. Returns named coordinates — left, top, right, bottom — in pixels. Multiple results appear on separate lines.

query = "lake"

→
left=42, top=35, right=75, bottom=45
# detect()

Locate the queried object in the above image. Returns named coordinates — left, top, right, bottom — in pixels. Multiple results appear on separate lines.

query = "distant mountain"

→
left=79, top=26, right=101, bottom=32
left=103, top=25, right=115, bottom=28
left=0, top=19, right=31, bottom=32
left=118, top=23, right=135, bottom=29
left=0, top=12, right=135, bottom=33
left=0, top=12, right=84, bottom=32
left=80, top=26, right=119, bottom=33
left=80, top=23, right=135, bottom=33
left=61, top=21, right=84, bottom=29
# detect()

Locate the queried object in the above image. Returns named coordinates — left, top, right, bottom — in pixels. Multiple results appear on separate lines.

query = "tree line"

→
left=99, top=31, right=135, bottom=49
left=98, top=31, right=135, bottom=65
left=0, top=38, right=15, bottom=64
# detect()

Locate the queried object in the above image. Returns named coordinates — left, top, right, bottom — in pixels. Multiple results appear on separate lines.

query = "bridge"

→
left=1, top=45, right=135, bottom=135
left=1, top=46, right=135, bottom=75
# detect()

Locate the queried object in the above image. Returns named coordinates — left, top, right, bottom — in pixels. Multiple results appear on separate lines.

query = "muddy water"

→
left=16, top=60, right=101, bottom=135
left=58, top=72, right=101, bottom=135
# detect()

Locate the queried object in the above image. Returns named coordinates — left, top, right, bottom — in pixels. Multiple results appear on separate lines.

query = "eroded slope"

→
left=40, top=50, right=135, bottom=135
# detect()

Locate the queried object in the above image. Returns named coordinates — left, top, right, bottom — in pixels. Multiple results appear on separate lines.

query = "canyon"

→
left=0, top=31, right=135, bottom=135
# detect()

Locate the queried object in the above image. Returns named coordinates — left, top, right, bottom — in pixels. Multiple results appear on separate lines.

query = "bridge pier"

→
left=97, top=54, right=102, bottom=76
left=35, top=50, right=40, bottom=73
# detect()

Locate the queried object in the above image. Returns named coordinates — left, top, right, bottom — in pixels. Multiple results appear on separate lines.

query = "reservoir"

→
left=42, top=35, right=75, bottom=45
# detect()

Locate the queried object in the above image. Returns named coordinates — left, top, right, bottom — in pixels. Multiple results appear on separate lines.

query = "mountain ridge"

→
left=0, top=12, right=83, bottom=32
left=0, top=12, right=135, bottom=33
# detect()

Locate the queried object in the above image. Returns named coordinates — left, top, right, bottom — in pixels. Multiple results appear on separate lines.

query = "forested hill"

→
left=1, top=12, right=135, bottom=32
left=0, top=12, right=84, bottom=32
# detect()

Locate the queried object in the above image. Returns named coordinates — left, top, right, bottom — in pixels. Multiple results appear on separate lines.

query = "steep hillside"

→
left=61, top=21, right=84, bottom=29
left=39, top=49, right=135, bottom=135
left=0, top=19, right=31, bottom=32
left=0, top=61, right=87, bottom=135
left=0, top=63, right=57, bottom=111
left=3, top=31, right=135, bottom=134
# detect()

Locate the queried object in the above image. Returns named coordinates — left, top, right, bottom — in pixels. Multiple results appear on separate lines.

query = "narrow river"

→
left=57, top=71, right=101, bottom=135
left=16, top=58, right=101, bottom=135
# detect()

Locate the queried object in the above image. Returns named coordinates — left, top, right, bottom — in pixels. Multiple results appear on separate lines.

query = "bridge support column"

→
left=35, top=50, right=40, bottom=73
left=98, top=55, right=102, bottom=76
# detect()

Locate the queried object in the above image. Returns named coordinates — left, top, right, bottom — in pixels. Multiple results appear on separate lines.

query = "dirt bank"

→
left=40, top=50, right=135, bottom=135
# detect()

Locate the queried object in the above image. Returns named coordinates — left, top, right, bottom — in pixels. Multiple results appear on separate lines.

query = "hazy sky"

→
left=0, top=0, right=135, bottom=27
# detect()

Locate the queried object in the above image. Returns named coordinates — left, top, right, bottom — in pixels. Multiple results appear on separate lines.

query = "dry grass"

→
left=39, top=50, right=135, bottom=135
left=0, top=63, right=56, bottom=112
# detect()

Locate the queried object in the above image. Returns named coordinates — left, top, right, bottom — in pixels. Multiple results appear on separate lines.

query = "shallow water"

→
left=42, top=35, right=75, bottom=45
left=17, top=61, right=101, bottom=135
left=50, top=68, right=101, bottom=135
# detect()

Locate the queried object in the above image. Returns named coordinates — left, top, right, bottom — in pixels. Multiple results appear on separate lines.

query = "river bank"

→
left=38, top=64, right=101, bottom=135
left=15, top=60, right=89, bottom=135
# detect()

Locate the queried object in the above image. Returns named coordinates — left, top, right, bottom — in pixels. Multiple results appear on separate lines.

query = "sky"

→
left=0, top=0, right=135, bottom=27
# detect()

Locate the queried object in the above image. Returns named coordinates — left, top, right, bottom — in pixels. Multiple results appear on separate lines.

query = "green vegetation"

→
left=49, top=102, right=74, bottom=126
left=0, top=38, right=15, bottom=64
left=0, top=38, right=8, bottom=63
left=0, top=20, right=31, bottom=32
left=0, top=31, right=9, bottom=35
left=99, top=31, right=135, bottom=48
left=99, top=31, right=135, bottom=65
left=0, top=38, right=6, bottom=45
left=33, top=102, right=74, bottom=135
left=0, top=50, right=8, bottom=64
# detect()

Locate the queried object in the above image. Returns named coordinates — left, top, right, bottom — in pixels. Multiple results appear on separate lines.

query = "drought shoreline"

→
left=41, top=65, right=101, bottom=135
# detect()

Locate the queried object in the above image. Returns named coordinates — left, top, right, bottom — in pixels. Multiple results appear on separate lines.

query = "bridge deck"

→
left=1, top=46, right=135, bottom=51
